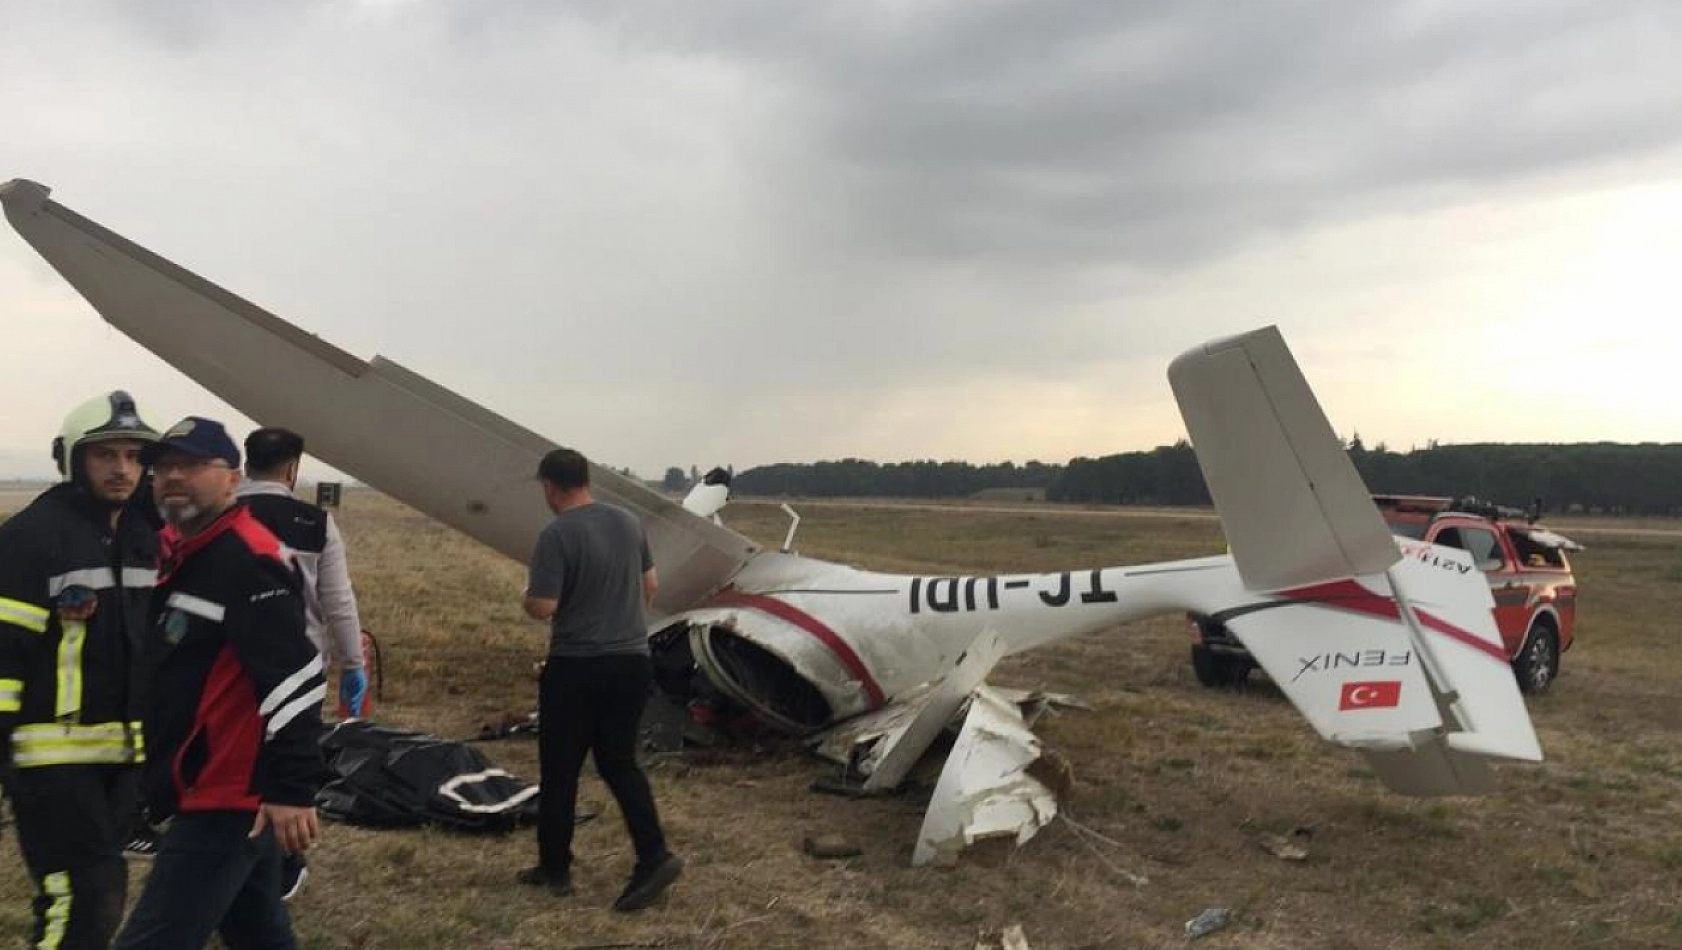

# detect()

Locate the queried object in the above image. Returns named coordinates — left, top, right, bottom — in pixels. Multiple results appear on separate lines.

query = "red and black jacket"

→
left=143, top=504, right=328, bottom=818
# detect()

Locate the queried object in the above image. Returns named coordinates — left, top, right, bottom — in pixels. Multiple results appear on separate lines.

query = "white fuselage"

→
left=673, top=550, right=1243, bottom=726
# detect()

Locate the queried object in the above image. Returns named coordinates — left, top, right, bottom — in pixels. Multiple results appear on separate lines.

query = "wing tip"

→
left=0, top=178, right=51, bottom=214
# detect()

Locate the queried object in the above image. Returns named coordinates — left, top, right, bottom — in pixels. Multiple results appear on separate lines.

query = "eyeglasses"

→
left=150, top=458, right=232, bottom=476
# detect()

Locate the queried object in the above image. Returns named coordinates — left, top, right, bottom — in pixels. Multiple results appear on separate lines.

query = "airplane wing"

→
left=0, top=178, right=758, bottom=617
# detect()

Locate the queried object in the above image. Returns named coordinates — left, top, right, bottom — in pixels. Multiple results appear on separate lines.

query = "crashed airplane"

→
left=1, top=178, right=1544, bottom=866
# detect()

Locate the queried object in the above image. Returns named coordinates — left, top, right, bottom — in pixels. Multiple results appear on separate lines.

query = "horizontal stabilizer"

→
left=1221, top=576, right=1445, bottom=746
left=1385, top=540, right=1543, bottom=762
left=1217, top=546, right=1541, bottom=795
left=1169, top=326, right=1398, bottom=592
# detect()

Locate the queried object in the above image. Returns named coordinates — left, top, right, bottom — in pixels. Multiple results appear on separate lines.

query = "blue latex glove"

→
left=339, top=667, right=369, bottom=718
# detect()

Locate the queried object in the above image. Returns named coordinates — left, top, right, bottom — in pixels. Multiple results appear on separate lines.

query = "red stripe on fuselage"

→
left=703, top=590, right=887, bottom=709
left=1277, top=580, right=1509, bottom=662
left=1279, top=580, right=1400, bottom=621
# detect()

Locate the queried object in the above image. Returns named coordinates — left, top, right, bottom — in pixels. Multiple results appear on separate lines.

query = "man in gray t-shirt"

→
left=518, top=448, right=682, bottom=912
left=527, top=502, right=653, bottom=658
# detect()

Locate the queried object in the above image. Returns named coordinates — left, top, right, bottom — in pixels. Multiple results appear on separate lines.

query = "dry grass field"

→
left=2, top=493, right=1680, bottom=949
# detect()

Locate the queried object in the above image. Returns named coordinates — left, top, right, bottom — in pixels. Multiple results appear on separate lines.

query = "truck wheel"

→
left=1512, top=624, right=1559, bottom=695
left=1191, top=645, right=1250, bottom=689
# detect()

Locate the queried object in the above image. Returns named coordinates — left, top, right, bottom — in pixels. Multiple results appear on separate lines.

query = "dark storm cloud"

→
left=551, top=0, right=1682, bottom=269
left=5, top=0, right=1681, bottom=472
left=31, top=0, right=1682, bottom=282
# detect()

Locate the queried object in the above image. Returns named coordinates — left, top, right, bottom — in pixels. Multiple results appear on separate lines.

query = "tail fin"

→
left=1170, top=327, right=1542, bottom=794
left=1169, top=326, right=1398, bottom=590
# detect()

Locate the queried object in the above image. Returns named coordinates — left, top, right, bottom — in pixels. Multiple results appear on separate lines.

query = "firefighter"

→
left=0, top=391, right=159, bottom=950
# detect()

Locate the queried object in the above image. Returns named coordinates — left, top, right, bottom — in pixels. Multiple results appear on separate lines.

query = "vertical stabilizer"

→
left=1169, top=327, right=1397, bottom=592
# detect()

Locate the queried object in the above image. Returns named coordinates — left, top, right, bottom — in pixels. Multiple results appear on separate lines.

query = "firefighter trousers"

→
left=4, top=764, right=136, bottom=950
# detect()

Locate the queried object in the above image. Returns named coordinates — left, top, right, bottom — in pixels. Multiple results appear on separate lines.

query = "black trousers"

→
left=5, top=764, right=136, bottom=950
left=113, top=812, right=293, bottom=950
left=537, top=654, right=667, bottom=875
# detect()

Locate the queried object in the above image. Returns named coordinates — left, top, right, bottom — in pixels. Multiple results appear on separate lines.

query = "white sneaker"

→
left=280, top=856, right=310, bottom=902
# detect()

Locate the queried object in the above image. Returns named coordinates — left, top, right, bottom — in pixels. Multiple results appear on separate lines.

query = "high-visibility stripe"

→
left=45, top=566, right=156, bottom=594
left=0, top=678, right=21, bottom=713
left=259, top=654, right=323, bottom=716
left=0, top=597, right=49, bottom=634
left=40, top=871, right=70, bottom=950
left=267, top=683, right=326, bottom=739
left=47, top=567, right=114, bottom=595
left=14, top=743, right=137, bottom=767
left=13, top=721, right=142, bottom=743
left=165, top=592, right=225, bottom=622
left=54, top=620, right=85, bottom=721
left=12, top=721, right=144, bottom=768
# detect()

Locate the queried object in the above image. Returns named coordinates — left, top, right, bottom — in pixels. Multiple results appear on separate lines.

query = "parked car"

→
left=1190, top=495, right=1582, bottom=694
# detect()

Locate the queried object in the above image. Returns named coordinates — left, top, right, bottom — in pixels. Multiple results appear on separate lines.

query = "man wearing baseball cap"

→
left=115, top=417, right=329, bottom=950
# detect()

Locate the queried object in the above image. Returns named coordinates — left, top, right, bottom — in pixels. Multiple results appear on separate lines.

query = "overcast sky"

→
left=4, top=0, right=1681, bottom=482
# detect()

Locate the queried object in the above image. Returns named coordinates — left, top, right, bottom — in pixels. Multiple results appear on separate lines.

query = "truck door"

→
left=1437, top=523, right=1528, bottom=655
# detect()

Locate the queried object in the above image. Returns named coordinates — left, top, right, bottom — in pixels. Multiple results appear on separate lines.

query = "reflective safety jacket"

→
left=143, top=505, right=328, bottom=817
left=0, top=484, right=156, bottom=769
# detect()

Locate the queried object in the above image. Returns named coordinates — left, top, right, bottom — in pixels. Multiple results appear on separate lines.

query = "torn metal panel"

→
left=810, top=689, right=931, bottom=768
left=862, top=631, right=1006, bottom=792
left=812, top=681, right=1090, bottom=776
left=974, top=924, right=1033, bottom=950
left=989, top=687, right=1093, bottom=726
left=912, top=685, right=1058, bottom=867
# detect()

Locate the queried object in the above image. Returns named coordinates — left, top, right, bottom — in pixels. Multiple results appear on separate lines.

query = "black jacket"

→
left=0, top=484, right=155, bottom=768
left=143, top=504, right=327, bottom=817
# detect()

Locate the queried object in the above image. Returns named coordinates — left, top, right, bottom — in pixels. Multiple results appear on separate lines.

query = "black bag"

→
left=317, top=720, right=540, bottom=833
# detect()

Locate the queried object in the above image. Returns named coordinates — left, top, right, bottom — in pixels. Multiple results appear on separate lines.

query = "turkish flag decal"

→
left=1339, top=680, right=1402, bottom=710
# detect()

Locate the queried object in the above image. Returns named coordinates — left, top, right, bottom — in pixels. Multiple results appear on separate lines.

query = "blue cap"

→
left=140, top=416, right=242, bottom=468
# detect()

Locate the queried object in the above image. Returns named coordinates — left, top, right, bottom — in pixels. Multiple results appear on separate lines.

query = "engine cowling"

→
left=650, top=602, right=880, bottom=734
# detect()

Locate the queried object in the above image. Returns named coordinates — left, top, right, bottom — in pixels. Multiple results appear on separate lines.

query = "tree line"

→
left=732, top=459, right=1057, bottom=499
left=726, top=440, right=1682, bottom=516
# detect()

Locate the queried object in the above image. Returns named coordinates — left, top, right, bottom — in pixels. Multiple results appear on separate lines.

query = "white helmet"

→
left=52, top=390, right=159, bottom=481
